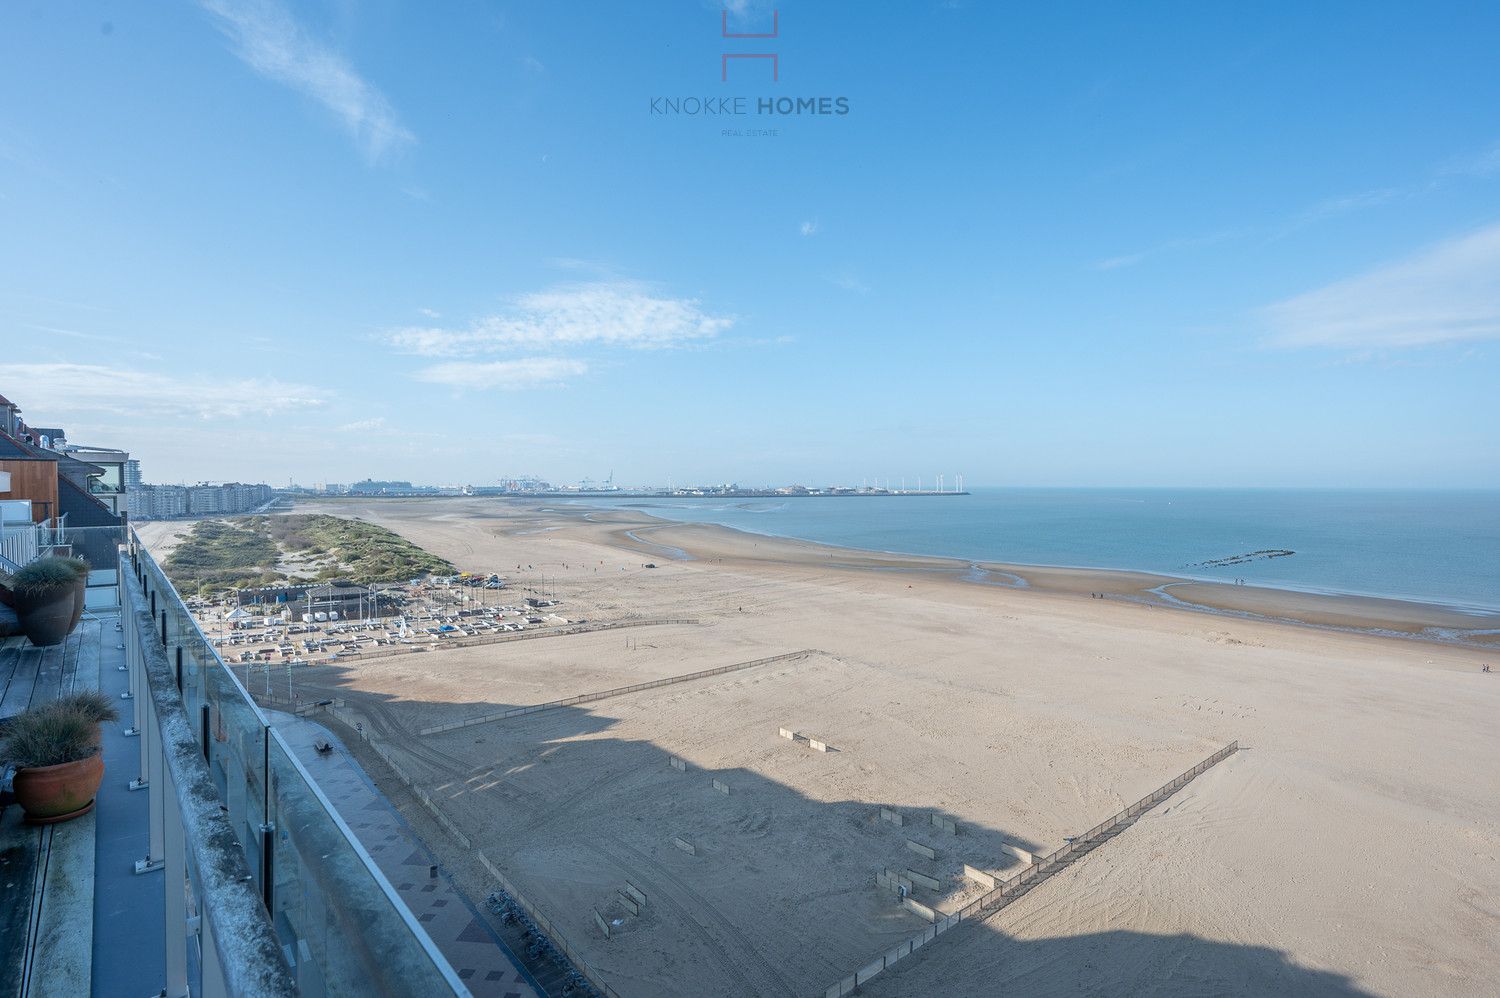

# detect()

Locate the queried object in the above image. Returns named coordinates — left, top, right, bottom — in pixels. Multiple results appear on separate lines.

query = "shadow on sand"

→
left=247, top=657, right=1375, bottom=998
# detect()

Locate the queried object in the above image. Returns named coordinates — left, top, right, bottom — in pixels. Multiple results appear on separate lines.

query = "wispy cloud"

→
left=1091, top=135, right=1500, bottom=272
left=1092, top=228, right=1244, bottom=271
left=0, top=291, right=111, bottom=313
left=416, top=358, right=588, bottom=390
left=1094, top=252, right=1146, bottom=271
left=387, top=281, right=734, bottom=357
left=828, top=268, right=869, bottom=293
left=1262, top=221, right=1500, bottom=350
left=199, top=0, right=414, bottom=162
left=1439, top=141, right=1500, bottom=179
left=0, top=363, right=328, bottom=419
left=1298, top=187, right=1401, bottom=222
left=545, top=257, right=621, bottom=278
left=336, top=417, right=386, bottom=432
left=23, top=323, right=119, bottom=343
left=799, top=219, right=820, bottom=237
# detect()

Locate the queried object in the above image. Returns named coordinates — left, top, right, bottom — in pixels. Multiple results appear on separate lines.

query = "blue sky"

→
left=2, top=1, right=1497, bottom=488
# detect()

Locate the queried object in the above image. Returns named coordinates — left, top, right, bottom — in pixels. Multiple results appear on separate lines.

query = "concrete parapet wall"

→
left=880, top=807, right=903, bottom=827
left=902, top=897, right=938, bottom=922
left=963, top=864, right=997, bottom=889
left=669, top=756, right=685, bottom=772
left=673, top=836, right=696, bottom=856
left=930, top=813, right=958, bottom=835
left=905, top=839, right=936, bottom=860
left=1000, top=841, right=1034, bottom=865
left=593, top=909, right=610, bottom=938
left=618, top=893, right=638, bottom=916
left=711, top=778, right=730, bottom=795
left=779, top=727, right=796, bottom=740
left=622, top=882, right=647, bottom=908
left=808, top=738, right=829, bottom=752
left=906, top=869, right=941, bottom=891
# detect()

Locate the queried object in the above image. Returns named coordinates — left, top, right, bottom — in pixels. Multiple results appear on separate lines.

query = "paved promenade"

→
left=270, top=713, right=540, bottom=998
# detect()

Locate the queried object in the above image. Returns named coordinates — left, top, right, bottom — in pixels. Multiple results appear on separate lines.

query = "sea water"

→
left=577, top=489, right=1500, bottom=612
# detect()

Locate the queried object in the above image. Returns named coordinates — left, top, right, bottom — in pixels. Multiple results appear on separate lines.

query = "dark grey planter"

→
left=15, top=586, right=76, bottom=647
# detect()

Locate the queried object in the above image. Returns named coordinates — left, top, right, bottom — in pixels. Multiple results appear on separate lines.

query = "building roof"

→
left=304, top=582, right=366, bottom=597
left=0, top=426, right=59, bottom=461
left=56, top=451, right=105, bottom=474
left=63, top=445, right=128, bottom=460
left=55, top=452, right=106, bottom=492
left=57, top=474, right=123, bottom=527
left=29, top=426, right=66, bottom=442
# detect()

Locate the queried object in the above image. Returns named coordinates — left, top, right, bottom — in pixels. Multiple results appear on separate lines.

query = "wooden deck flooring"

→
left=0, top=620, right=96, bottom=726
left=1, top=620, right=102, bottom=997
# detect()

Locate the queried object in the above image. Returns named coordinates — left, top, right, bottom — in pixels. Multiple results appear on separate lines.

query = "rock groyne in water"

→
left=1185, top=549, right=1295, bottom=569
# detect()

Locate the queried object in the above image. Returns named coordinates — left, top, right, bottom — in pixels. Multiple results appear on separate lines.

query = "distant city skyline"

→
left=2, top=3, right=1498, bottom=487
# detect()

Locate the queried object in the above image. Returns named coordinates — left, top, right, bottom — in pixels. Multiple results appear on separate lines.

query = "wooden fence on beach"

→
left=417, top=649, right=819, bottom=735
left=822, top=740, right=1241, bottom=998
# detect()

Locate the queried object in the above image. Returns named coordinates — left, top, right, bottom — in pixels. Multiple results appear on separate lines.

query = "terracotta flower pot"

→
left=15, top=585, right=77, bottom=647
left=11, top=752, right=105, bottom=824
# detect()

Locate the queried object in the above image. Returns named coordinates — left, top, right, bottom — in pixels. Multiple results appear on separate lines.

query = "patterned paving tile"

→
left=268, top=714, right=541, bottom=998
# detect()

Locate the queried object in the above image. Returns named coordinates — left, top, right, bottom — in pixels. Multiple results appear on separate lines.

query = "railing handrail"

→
left=125, top=527, right=472, bottom=996
left=130, top=539, right=276, bottom=732
left=265, top=721, right=473, bottom=995
left=0, top=515, right=43, bottom=570
left=123, top=565, right=299, bottom=997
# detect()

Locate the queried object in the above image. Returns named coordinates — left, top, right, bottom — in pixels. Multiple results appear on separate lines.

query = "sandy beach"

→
left=173, top=498, right=1499, bottom=997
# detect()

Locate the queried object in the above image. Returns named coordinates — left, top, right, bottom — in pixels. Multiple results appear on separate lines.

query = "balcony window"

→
left=89, top=463, right=124, bottom=494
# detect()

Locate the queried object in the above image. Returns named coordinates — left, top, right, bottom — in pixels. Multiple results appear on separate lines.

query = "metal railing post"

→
left=136, top=691, right=165, bottom=874
left=125, top=644, right=142, bottom=726
left=122, top=560, right=298, bottom=997
left=163, top=766, right=189, bottom=997
left=200, top=907, right=228, bottom=998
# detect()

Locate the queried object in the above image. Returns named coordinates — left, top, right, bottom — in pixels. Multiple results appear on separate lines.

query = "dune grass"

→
left=163, top=514, right=454, bottom=595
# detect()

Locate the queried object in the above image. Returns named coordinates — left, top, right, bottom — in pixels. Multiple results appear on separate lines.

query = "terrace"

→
left=1, top=527, right=504, bottom=996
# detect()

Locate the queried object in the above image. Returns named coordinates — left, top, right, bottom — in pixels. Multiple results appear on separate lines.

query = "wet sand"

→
left=608, top=515, right=1500, bottom=648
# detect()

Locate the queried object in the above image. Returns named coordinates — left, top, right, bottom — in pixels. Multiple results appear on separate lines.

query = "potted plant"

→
left=11, top=557, right=83, bottom=647
left=52, top=689, right=120, bottom=748
left=3, top=703, right=104, bottom=824
left=61, top=557, right=90, bottom=630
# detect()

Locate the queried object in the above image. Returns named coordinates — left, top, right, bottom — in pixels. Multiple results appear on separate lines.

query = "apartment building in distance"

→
left=126, top=479, right=276, bottom=520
